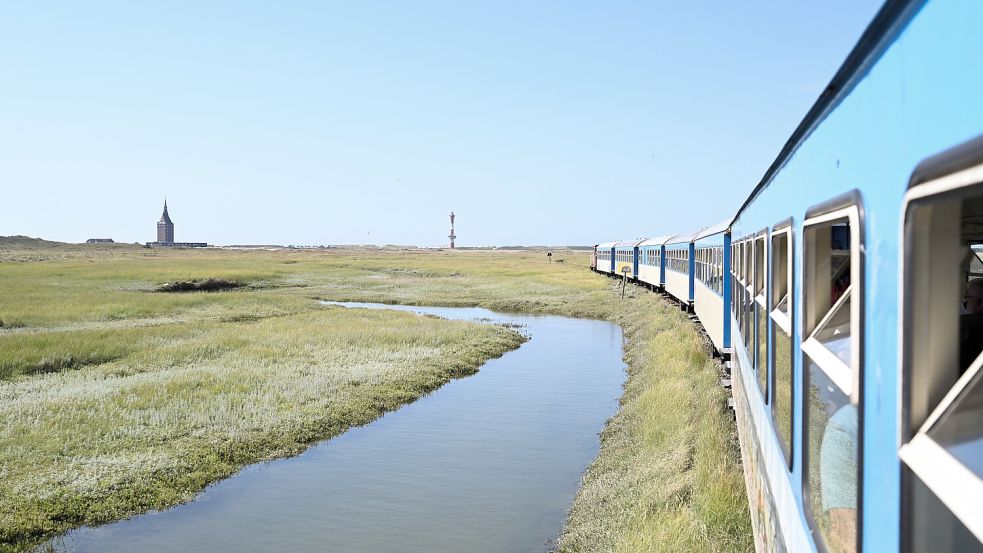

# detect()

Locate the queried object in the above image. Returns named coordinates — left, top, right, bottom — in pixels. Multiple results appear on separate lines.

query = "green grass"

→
left=0, top=245, right=751, bottom=552
left=555, top=293, right=752, bottom=552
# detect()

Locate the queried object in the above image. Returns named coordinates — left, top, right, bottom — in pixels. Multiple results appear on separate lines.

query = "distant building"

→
left=147, top=200, right=208, bottom=247
left=448, top=211, right=456, bottom=249
left=86, top=238, right=114, bottom=243
left=157, top=200, right=174, bottom=243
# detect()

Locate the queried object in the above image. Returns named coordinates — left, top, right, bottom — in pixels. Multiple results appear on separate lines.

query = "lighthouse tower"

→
left=448, top=212, right=456, bottom=249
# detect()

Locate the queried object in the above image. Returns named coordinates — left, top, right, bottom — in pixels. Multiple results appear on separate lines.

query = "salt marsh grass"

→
left=555, top=292, right=752, bottom=552
left=0, top=245, right=750, bottom=552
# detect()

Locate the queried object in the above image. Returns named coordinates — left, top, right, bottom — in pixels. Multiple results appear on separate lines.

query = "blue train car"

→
left=613, top=239, right=646, bottom=279
left=726, top=2, right=983, bottom=551
left=663, top=230, right=701, bottom=311
left=693, top=221, right=731, bottom=356
left=637, top=234, right=674, bottom=290
left=594, top=241, right=616, bottom=275
left=591, top=1, right=983, bottom=551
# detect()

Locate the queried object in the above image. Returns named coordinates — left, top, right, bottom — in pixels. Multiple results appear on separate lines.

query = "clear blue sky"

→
left=1, top=1, right=883, bottom=246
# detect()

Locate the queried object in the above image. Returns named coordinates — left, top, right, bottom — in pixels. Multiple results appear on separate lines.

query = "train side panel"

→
left=663, top=270, right=688, bottom=305
left=694, top=281, right=725, bottom=352
left=637, top=263, right=660, bottom=288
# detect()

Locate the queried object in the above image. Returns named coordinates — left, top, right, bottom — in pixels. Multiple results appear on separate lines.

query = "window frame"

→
left=753, top=230, right=769, bottom=402
left=898, top=140, right=983, bottom=546
left=744, top=237, right=755, bottom=360
left=738, top=238, right=749, bottom=345
left=770, top=219, right=795, bottom=469
left=800, top=190, right=866, bottom=553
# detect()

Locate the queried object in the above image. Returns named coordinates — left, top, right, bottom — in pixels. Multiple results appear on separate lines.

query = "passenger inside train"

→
left=960, top=275, right=983, bottom=373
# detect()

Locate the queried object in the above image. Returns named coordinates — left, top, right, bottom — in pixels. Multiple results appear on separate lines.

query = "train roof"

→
left=731, top=0, right=922, bottom=223
left=693, top=220, right=731, bottom=241
left=596, top=241, right=618, bottom=249
left=665, top=228, right=705, bottom=245
left=613, top=238, right=647, bottom=248
left=638, top=234, right=675, bottom=247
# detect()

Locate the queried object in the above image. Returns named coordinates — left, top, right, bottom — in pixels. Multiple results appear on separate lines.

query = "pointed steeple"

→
left=159, top=199, right=173, bottom=225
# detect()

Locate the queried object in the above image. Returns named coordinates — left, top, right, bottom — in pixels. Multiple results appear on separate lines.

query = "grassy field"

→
left=0, top=244, right=751, bottom=552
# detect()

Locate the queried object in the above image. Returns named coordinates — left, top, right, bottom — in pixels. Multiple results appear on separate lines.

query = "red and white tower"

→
left=448, top=211, right=456, bottom=249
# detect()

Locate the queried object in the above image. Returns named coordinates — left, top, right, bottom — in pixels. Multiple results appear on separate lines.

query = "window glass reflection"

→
left=774, top=326, right=793, bottom=464
left=776, top=293, right=789, bottom=315
left=908, top=477, right=983, bottom=553
left=926, top=369, right=983, bottom=478
left=814, top=294, right=852, bottom=366
left=758, top=302, right=768, bottom=399
left=806, top=354, right=858, bottom=553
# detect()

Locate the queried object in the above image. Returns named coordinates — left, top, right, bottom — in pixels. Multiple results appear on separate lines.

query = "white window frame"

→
left=801, top=193, right=864, bottom=553
left=801, top=206, right=862, bottom=401
left=771, top=226, right=793, bottom=335
left=898, top=155, right=983, bottom=543
left=750, top=230, right=769, bottom=404
left=770, top=221, right=794, bottom=468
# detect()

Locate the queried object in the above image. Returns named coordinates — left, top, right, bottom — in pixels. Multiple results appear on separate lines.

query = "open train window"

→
left=899, top=137, right=983, bottom=552
left=802, top=192, right=863, bottom=553
left=754, top=232, right=768, bottom=401
left=736, top=243, right=742, bottom=319
left=771, top=221, right=794, bottom=468
left=732, top=242, right=740, bottom=350
left=744, top=239, right=754, bottom=349
left=734, top=240, right=748, bottom=349
left=735, top=241, right=743, bottom=332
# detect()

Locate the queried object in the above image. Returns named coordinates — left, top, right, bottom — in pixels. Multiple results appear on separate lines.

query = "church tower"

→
left=157, top=200, right=174, bottom=243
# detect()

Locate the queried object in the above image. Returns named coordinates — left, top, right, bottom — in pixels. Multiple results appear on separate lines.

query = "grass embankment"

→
left=555, top=296, right=751, bottom=552
left=0, top=246, right=751, bottom=552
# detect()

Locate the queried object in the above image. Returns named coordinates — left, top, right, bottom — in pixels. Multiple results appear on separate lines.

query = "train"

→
left=589, top=1, right=982, bottom=552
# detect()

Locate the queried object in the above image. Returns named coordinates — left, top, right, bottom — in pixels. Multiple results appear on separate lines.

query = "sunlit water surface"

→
left=47, top=303, right=625, bottom=553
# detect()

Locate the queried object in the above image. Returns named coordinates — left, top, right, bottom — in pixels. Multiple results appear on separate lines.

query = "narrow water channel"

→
left=47, top=303, right=625, bottom=553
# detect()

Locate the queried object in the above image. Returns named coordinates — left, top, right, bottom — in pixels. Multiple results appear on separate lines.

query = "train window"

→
left=701, top=248, right=706, bottom=282
left=730, top=244, right=740, bottom=312
left=802, top=193, right=862, bottom=553
left=745, top=240, right=754, bottom=360
left=740, top=240, right=748, bottom=343
left=754, top=233, right=768, bottom=401
left=771, top=224, right=794, bottom=468
left=718, top=246, right=724, bottom=294
left=736, top=242, right=744, bottom=336
left=732, top=244, right=738, bottom=317
left=898, top=139, right=983, bottom=553
left=737, top=242, right=743, bottom=348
